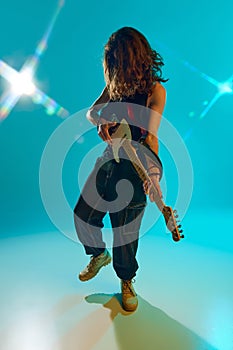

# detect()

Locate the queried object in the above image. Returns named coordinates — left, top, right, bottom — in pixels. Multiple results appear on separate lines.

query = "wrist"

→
left=147, top=165, right=160, bottom=173
left=146, top=165, right=161, bottom=182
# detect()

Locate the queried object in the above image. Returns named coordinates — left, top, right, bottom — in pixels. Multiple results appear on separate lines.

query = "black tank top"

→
left=100, top=92, right=148, bottom=142
left=121, top=92, right=148, bottom=141
left=100, top=92, right=163, bottom=176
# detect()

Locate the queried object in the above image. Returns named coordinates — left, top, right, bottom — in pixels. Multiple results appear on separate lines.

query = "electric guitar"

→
left=111, top=119, right=184, bottom=242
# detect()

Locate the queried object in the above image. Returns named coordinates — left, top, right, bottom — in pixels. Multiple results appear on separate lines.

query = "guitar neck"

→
left=121, top=139, right=165, bottom=212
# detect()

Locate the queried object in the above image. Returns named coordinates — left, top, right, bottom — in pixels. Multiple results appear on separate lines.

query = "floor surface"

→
left=1, top=210, right=233, bottom=350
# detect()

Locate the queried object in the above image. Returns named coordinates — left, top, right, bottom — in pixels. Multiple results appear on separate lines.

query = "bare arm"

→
left=143, top=83, right=166, bottom=200
left=86, top=86, right=117, bottom=144
left=86, top=86, right=110, bottom=125
left=145, top=82, right=166, bottom=155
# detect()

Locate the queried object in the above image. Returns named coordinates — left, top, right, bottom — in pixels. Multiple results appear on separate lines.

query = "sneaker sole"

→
left=122, top=299, right=138, bottom=312
left=78, top=255, right=112, bottom=282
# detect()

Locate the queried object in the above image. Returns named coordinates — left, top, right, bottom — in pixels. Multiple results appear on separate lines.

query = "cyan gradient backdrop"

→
left=0, top=0, right=232, bottom=240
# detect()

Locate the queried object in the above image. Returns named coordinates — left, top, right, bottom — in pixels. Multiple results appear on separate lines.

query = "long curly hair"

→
left=103, top=27, right=167, bottom=100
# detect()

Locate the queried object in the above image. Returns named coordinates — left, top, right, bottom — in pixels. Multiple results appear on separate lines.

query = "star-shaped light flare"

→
left=0, top=0, right=69, bottom=121
left=182, top=60, right=233, bottom=119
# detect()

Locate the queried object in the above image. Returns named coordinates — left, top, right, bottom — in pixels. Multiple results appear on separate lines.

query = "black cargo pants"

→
left=74, top=152, right=147, bottom=281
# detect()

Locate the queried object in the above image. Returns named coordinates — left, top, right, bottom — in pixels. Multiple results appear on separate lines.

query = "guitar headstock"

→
left=162, top=206, right=184, bottom=242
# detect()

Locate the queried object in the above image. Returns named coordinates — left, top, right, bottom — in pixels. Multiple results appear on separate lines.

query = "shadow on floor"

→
left=53, top=293, right=217, bottom=350
left=87, top=293, right=217, bottom=350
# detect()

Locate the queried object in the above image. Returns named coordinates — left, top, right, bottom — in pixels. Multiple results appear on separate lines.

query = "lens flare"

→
left=218, top=81, right=233, bottom=95
left=0, top=0, right=69, bottom=121
left=11, top=69, right=36, bottom=96
left=153, top=39, right=233, bottom=122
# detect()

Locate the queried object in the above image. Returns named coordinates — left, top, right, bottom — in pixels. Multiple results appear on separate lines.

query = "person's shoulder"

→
left=147, top=82, right=166, bottom=107
left=152, top=82, right=166, bottom=96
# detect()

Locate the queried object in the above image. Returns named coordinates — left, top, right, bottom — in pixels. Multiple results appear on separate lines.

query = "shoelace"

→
left=87, top=253, right=104, bottom=271
left=122, top=280, right=136, bottom=295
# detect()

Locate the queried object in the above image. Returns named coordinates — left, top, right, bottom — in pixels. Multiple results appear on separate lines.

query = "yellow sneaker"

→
left=79, top=249, right=111, bottom=282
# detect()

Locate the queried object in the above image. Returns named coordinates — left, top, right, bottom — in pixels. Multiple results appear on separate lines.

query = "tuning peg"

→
left=179, top=229, right=183, bottom=233
left=173, top=209, right=177, bottom=214
left=178, top=225, right=182, bottom=228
